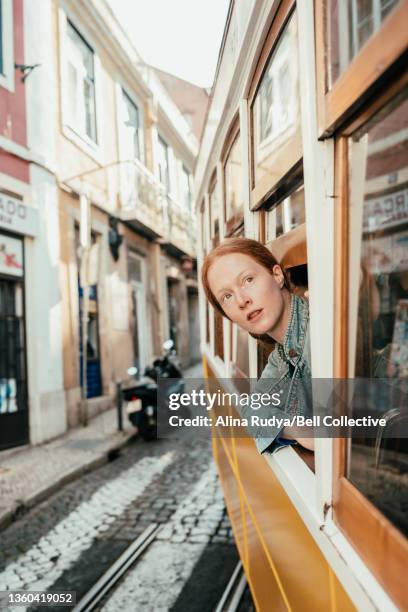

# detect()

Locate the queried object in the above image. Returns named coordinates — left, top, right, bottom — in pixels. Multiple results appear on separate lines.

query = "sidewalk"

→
left=0, top=407, right=135, bottom=531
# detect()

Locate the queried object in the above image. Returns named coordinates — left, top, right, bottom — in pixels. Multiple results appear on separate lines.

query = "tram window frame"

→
left=209, top=172, right=221, bottom=248
left=222, top=118, right=245, bottom=236
left=247, top=0, right=303, bottom=209
left=262, top=171, right=307, bottom=273
left=258, top=180, right=313, bottom=471
left=315, top=0, right=408, bottom=138
left=206, top=173, right=226, bottom=362
left=333, top=78, right=408, bottom=610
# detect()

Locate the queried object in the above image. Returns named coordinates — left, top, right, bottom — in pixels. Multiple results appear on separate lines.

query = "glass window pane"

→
left=158, top=137, right=170, bottom=192
left=67, top=23, right=94, bottom=79
left=181, top=167, right=192, bottom=211
left=327, top=0, right=400, bottom=87
left=347, top=88, right=408, bottom=537
left=122, top=91, right=141, bottom=160
left=266, top=185, right=305, bottom=241
left=224, top=133, right=243, bottom=233
left=67, top=22, right=97, bottom=142
left=252, top=12, right=301, bottom=188
left=209, top=180, right=220, bottom=247
left=84, top=79, right=97, bottom=141
left=128, top=253, right=142, bottom=284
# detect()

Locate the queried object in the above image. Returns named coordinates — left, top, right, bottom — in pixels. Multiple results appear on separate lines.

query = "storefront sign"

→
left=364, top=188, right=408, bottom=232
left=0, top=193, right=38, bottom=237
left=0, top=234, right=24, bottom=277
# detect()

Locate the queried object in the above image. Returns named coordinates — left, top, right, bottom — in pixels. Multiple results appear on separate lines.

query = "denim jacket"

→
left=250, top=294, right=312, bottom=454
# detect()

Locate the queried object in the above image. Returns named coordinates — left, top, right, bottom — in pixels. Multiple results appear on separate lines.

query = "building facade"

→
left=0, top=0, right=65, bottom=450
left=0, top=0, right=206, bottom=449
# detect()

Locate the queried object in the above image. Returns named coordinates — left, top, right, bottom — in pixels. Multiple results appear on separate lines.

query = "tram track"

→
left=73, top=523, right=249, bottom=612
left=72, top=524, right=160, bottom=612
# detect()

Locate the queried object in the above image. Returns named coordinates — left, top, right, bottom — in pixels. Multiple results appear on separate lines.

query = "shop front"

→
left=0, top=193, right=38, bottom=449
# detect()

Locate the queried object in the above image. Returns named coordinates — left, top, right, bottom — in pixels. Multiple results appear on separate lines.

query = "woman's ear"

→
left=272, top=264, right=285, bottom=289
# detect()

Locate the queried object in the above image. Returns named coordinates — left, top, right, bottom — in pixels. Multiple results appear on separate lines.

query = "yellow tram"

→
left=194, top=1, right=408, bottom=610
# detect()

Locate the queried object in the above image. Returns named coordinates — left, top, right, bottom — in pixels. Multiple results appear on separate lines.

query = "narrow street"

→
left=0, top=422, right=253, bottom=611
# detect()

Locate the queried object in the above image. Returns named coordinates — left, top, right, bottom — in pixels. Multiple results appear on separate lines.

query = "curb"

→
left=0, top=431, right=136, bottom=533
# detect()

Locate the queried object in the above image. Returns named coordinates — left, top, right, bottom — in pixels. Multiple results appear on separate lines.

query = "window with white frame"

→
left=66, top=21, right=97, bottom=142
left=0, top=0, right=14, bottom=92
left=157, top=136, right=170, bottom=193
left=180, top=165, right=192, bottom=211
left=121, top=89, right=142, bottom=161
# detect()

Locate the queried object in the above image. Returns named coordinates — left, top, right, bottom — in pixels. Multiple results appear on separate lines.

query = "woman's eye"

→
left=222, top=293, right=232, bottom=303
left=245, top=276, right=254, bottom=284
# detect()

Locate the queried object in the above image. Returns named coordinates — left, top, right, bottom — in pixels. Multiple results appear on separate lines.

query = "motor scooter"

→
left=123, top=340, right=184, bottom=441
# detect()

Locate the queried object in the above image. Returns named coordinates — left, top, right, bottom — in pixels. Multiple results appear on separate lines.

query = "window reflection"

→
left=266, top=185, right=305, bottom=241
left=209, top=180, right=220, bottom=247
left=328, top=0, right=400, bottom=87
left=224, top=133, right=243, bottom=234
left=252, top=12, right=301, bottom=187
left=122, top=90, right=141, bottom=161
left=348, top=89, right=408, bottom=537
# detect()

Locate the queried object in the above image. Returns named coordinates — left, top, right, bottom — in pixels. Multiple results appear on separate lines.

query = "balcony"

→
left=118, top=159, right=196, bottom=257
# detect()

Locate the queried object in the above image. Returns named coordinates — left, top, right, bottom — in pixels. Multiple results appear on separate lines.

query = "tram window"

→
left=200, top=202, right=206, bottom=254
left=266, top=185, right=305, bottom=241
left=224, top=131, right=243, bottom=235
left=209, top=178, right=220, bottom=247
left=251, top=10, right=302, bottom=200
left=347, top=88, right=408, bottom=538
left=327, top=0, right=400, bottom=87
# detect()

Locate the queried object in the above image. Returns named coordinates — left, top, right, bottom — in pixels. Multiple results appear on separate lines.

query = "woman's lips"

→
left=247, top=308, right=263, bottom=322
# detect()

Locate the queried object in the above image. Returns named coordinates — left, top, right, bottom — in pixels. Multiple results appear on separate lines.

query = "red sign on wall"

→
left=0, top=234, right=23, bottom=277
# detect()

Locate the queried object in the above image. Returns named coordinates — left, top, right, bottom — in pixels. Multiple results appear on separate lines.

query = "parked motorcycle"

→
left=123, top=340, right=184, bottom=441
left=145, top=339, right=184, bottom=382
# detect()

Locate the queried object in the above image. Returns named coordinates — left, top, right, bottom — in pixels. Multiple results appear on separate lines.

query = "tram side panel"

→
left=206, top=360, right=355, bottom=612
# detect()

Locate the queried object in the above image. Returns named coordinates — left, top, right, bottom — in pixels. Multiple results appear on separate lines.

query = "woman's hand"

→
left=295, top=437, right=314, bottom=451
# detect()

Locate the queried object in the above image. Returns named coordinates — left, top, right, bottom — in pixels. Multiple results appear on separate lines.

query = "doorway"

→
left=128, top=251, right=148, bottom=374
left=0, top=261, right=28, bottom=449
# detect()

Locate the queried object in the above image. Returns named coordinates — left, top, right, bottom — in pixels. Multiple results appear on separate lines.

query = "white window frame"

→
left=58, top=9, right=103, bottom=162
left=0, top=0, right=14, bottom=92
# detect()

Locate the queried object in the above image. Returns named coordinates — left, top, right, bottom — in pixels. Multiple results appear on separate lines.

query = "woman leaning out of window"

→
left=201, top=237, right=314, bottom=453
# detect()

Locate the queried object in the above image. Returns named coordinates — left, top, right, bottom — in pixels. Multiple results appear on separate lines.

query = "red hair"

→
left=201, top=237, right=290, bottom=345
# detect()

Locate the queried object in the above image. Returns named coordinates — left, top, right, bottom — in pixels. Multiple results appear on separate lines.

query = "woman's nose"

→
left=237, top=292, right=251, bottom=309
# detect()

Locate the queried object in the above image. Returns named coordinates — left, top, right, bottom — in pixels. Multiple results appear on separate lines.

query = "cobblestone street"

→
left=0, top=428, right=247, bottom=611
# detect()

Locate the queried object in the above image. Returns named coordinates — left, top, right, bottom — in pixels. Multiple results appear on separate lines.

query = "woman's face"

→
left=207, top=253, right=286, bottom=335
